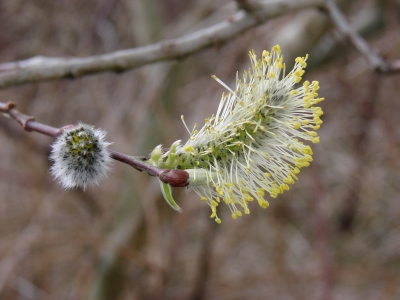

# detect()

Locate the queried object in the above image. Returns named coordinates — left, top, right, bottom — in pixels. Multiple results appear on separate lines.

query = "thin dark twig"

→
left=325, top=0, right=400, bottom=73
left=0, top=101, right=189, bottom=187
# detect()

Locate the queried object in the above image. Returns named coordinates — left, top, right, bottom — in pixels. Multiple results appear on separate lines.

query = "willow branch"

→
left=0, top=101, right=188, bottom=187
left=325, top=0, right=400, bottom=73
left=0, top=0, right=324, bottom=89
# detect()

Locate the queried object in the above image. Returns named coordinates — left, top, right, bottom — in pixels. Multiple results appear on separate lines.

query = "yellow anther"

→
left=272, top=45, right=281, bottom=54
left=312, top=137, right=320, bottom=143
left=313, top=117, right=323, bottom=125
left=261, top=201, right=269, bottom=209
left=216, top=186, right=224, bottom=195
left=307, top=131, right=317, bottom=137
left=232, top=213, right=237, bottom=220
left=281, top=184, right=290, bottom=191
left=295, top=57, right=307, bottom=68
left=201, top=197, right=208, bottom=201
left=294, top=68, right=304, bottom=77
left=184, top=145, right=195, bottom=152
left=283, top=176, right=294, bottom=184
left=301, top=146, right=312, bottom=155
left=293, top=122, right=301, bottom=129
left=245, top=195, right=254, bottom=201
left=236, top=211, right=242, bottom=217
left=244, top=208, right=250, bottom=214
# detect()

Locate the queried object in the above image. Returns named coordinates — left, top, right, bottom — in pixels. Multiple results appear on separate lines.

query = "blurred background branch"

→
left=325, top=0, right=399, bottom=73
left=0, top=0, right=323, bottom=89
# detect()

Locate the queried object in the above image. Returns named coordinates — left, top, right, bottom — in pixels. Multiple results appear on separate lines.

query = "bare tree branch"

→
left=0, top=101, right=189, bottom=187
left=325, top=0, right=400, bottom=73
left=0, top=0, right=323, bottom=90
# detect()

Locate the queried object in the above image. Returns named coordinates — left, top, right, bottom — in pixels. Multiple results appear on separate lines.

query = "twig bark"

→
left=0, top=101, right=189, bottom=187
left=0, top=0, right=324, bottom=89
left=325, top=0, right=400, bottom=73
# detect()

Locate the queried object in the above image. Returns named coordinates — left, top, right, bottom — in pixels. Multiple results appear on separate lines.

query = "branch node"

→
left=0, top=102, right=35, bottom=130
left=4, top=101, right=16, bottom=111
left=20, top=115, right=36, bottom=130
left=56, top=124, right=76, bottom=135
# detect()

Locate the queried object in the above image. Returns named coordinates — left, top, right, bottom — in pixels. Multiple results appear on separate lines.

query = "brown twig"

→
left=0, top=101, right=189, bottom=187
left=325, top=0, right=400, bottom=73
left=0, top=0, right=324, bottom=89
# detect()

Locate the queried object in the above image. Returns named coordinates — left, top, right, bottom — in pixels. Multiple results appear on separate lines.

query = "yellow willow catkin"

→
left=149, top=45, right=324, bottom=223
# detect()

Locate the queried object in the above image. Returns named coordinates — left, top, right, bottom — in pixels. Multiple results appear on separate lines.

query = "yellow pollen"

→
left=184, top=145, right=195, bottom=152
left=272, top=45, right=281, bottom=54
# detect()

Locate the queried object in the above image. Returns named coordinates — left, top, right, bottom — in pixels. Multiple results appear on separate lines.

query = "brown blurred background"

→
left=1, top=0, right=400, bottom=299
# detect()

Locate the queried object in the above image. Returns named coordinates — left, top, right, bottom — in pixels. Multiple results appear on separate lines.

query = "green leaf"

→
left=158, top=179, right=182, bottom=212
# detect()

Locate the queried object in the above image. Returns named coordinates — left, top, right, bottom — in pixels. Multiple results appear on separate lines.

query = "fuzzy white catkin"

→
left=49, top=123, right=111, bottom=190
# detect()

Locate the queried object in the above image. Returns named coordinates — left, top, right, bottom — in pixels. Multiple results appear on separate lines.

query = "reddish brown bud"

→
left=159, top=170, right=189, bottom=187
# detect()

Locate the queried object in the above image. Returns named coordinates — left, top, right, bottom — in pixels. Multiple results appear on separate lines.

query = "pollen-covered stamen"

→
left=151, top=45, right=324, bottom=223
